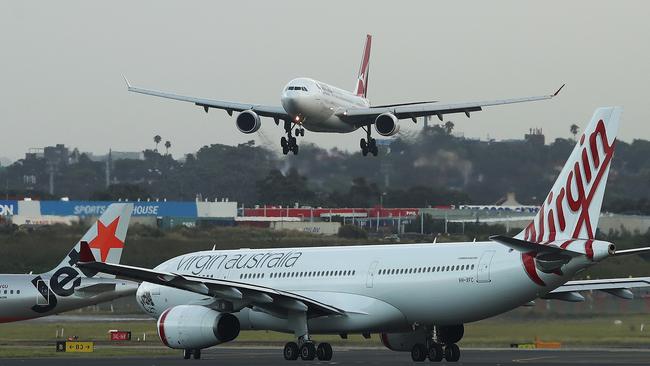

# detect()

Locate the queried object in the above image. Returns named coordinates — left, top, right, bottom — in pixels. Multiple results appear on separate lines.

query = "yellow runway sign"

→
left=64, top=341, right=94, bottom=353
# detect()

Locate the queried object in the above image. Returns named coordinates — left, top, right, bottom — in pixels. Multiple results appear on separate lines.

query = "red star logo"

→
left=88, top=217, right=124, bottom=262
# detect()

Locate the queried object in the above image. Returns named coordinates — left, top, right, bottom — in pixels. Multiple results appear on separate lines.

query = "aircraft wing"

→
left=77, top=242, right=343, bottom=317
left=124, top=77, right=289, bottom=120
left=541, top=277, right=650, bottom=302
left=339, top=85, right=564, bottom=126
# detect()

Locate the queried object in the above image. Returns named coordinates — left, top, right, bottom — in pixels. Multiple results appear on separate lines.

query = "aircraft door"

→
left=366, top=261, right=379, bottom=288
left=35, top=279, right=49, bottom=306
left=476, top=250, right=496, bottom=283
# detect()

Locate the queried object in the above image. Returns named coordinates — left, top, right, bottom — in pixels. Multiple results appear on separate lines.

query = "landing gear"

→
left=360, top=125, right=378, bottom=156
left=281, top=121, right=302, bottom=155
left=316, top=342, right=333, bottom=361
left=283, top=342, right=299, bottom=360
left=182, top=348, right=201, bottom=360
left=411, top=343, right=427, bottom=362
left=299, top=342, right=316, bottom=361
left=192, top=349, right=201, bottom=360
left=444, top=343, right=460, bottom=362
left=283, top=341, right=332, bottom=361
left=283, top=311, right=333, bottom=361
left=405, top=324, right=463, bottom=362
left=428, top=344, right=443, bottom=362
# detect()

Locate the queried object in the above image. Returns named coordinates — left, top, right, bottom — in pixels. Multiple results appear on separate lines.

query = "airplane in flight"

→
left=124, top=34, right=564, bottom=156
left=0, top=203, right=139, bottom=323
left=78, top=107, right=650, bottom=362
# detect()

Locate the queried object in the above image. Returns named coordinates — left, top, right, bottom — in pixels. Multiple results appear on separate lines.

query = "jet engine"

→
left=236, top=110, right=261, bottom=134
left=374, top=113, right=400, bottom=136
left=157, top=305, right=240, bottom=349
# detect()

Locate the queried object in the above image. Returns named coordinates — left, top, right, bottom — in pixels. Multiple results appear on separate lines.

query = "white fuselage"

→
left=136, top=240, right=609, bottom=334
left=0, top=273, right=138, bottom=323
left=280, top=78, right=369, bottom=133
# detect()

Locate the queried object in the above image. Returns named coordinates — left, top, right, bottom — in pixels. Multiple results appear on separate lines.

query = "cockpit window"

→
left=287, top=86, right=308, bottom=91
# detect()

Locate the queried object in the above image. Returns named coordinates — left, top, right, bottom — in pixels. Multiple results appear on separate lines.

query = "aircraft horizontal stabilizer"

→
left=613, top=247, right=650, bottom=256
left=488, top=235, right=582, bottom=257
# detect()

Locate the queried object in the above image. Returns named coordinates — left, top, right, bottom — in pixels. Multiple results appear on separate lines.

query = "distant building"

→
left=525, top=128, right=545, bottom=145
left=25, top=148, right=44, bottom=161
left=87, top=151, right=144, bottom=162
left=44, top=144, right=70, bottom=166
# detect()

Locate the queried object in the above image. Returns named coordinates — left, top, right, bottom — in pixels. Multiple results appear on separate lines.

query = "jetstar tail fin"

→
left=47, top=203, right=133, bottom=278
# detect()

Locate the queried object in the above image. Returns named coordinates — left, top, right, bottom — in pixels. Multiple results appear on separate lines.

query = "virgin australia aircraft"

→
left=0, top=203, right=138, bottom=323
left=124, top=34, right=563, bottom=156
left=79, top=107, right=650, bottom=362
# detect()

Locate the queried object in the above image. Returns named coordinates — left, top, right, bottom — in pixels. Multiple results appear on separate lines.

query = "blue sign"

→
left=40, top=201, right=198, bottom=217
left=0, top=200, right=18, bottom=216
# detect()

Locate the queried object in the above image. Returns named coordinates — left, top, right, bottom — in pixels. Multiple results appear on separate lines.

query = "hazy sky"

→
left=2, top=0, right=649, bottom=162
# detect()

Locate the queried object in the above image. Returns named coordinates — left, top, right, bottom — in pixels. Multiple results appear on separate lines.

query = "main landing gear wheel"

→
left=281, top=136, right=299, bottom=155
left=316, top=342, right=333, bottom=361
left=360, top=137, right=378, bottom=156
left=428, top=344, right=443, bottom=362
left=283, top=342, right=299, bottom=360
left=281, top=121, right=302, bottom=155
left=444, top=343, right=460, bottom=362
left=299, top=342, right=316, bottom=361
left=411, top=343, right=427, bottom=362
left=183, top=349, right=191, bottom=359
left=192, top=349, right=201, bottom=360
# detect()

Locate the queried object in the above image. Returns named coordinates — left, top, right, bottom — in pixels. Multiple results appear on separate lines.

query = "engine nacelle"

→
left=236, top=110, right=261, bottom=134
left=157, top=305, right=240, bottom=349
left=374, top=112, right=400, bottom=136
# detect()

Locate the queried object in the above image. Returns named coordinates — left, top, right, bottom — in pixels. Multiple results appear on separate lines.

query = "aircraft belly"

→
left=303, top=115, right=357, bottom=133
left=238, top=292, right=409, bottom=334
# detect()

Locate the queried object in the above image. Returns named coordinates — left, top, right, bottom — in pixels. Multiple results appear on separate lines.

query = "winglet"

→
left=122, top=75, right=132, bottom=90
left=553, top=83, right=565, bottom=97
left=79, top=241, right=96, bottom=263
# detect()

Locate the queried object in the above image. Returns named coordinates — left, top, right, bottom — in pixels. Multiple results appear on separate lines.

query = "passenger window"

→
left=16, top=290, right=20, bottom=294
left=10, top=290, right=13, bottom=294
left=471, top=264, right=475, bottom=270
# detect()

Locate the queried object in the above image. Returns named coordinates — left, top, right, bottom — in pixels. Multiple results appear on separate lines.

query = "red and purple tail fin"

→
left=354, top=34, right=372, bottom=99
left=515, top=107, right=622, bottom=243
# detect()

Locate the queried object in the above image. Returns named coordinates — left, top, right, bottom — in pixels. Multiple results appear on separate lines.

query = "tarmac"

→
left=1, top=347, right=650, bottom=366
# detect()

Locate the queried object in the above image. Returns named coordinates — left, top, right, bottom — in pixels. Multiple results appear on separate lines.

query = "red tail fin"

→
left=354, top=34, right=372, bottom=98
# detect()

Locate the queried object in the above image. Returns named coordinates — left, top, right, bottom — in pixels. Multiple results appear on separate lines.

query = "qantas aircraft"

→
left=124, top=34, right=563, bottom=156
left=79, top=107, right=650, bottom=362
left=0, top=203, right=138, bottom=323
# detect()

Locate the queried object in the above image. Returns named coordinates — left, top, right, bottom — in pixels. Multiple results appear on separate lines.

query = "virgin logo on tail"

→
left=516, top=107, right=621, bottom=287
left=522, top=119, right=615, bottom=244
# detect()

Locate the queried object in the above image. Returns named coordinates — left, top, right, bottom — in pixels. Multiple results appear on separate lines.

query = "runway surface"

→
left=1, top=347, right=650, bottom=366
